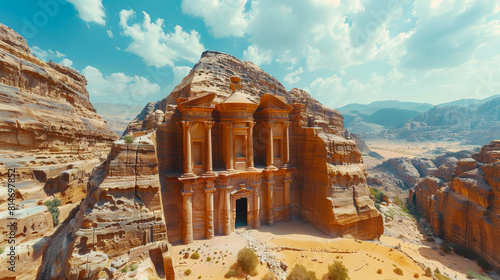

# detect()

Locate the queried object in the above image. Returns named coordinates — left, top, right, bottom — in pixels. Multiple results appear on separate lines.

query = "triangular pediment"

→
left=177, top=93, right=216, bottom=110
left=257, top=94, right=293, bottom=112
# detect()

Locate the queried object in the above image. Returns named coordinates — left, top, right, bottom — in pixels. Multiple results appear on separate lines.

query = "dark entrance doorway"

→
left=235, top=198, right=248, bottom=227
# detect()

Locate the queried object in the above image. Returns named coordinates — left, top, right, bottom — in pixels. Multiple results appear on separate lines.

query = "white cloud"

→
left=284, top=67, right=304, bottom=84
left=60, top=58, right=73, bottom=67
left=119, top=9, right=205, bottom=68
left=181, top=0, right=249, bottom=38
left=172, top=66, right=192, bottom=86
left=106, top=29, right=113, bottom=38
left=306, top=74, right=347, bottom=107
left=242, top=45, right=272, bottom=66
left=82, top=66, right=161, bottom=99
left=31, top=46, right=65, bottom=61
left=67, top=0, right=106, bottom=25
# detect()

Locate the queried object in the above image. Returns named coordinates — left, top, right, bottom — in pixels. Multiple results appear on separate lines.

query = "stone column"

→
left=252, top=183, right=260, bottom=228
left=266, top=122, right=275, bottom=169
left=247, top=122, right=255, bottom=170
left=182, top=121, right=195, bottom=177
left=223, top=121, right=234, bottom=172
left=283, top=178, right=291, bottom=220
left=222, top=186, right=232, bottom=235
left=267, top=174, right=275, bottom=225
left=181, top=190, right=193, bottom=244
left=204, top=121, right=215, bottom=175
left=283, top=122, right=290, bottom=166
left=204, top=184, right=216, bottom=239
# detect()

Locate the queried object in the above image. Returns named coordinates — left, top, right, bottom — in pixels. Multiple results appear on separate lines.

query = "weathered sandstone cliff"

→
left=412, top=140, right=500, bottom=271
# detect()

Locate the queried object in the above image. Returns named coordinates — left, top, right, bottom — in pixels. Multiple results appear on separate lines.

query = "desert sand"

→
left=365, top=140, right=480, bottom=159
left=168, top=220, right=484, bottom=280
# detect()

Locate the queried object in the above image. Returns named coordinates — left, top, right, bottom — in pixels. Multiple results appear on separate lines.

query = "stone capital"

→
left=181, top=190, right=194, bottom=196
left=248, top=121, right=255, bottom=129
left=221, top=120, right=233, bottom=127
left=285, top=121, right=290, bottom=127
left=181, top=120, right=192, bottom=128
left=204, top=187, right=216, bottom=193
left=204, top=121, right=215, bottom=129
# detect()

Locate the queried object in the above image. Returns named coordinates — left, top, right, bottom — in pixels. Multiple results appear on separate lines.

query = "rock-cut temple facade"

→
left=153, top=74, right=383, bottom=244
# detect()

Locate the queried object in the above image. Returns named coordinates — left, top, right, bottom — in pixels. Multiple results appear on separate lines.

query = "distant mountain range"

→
left=93, top=103, right=144, bottom=135
left=338, top=94, right=500, bottom=145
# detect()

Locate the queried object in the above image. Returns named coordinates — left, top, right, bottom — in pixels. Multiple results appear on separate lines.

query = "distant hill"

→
left=340, top=95, right=500, bottom=145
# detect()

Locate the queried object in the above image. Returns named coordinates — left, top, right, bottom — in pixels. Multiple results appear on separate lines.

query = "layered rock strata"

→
left=412, top=140, right=500, bottom=271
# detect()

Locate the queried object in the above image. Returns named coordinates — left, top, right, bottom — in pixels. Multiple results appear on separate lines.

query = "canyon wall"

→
left=413, top=140, right=500, bottom=271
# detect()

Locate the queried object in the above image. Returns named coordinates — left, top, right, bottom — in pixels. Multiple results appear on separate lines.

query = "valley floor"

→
left=365, top=140, right=480, bottom=159
left=166, top=220, right=487, bottom=280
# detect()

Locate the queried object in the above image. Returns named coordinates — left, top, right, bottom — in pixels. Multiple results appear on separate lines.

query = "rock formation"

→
left=127, top=51, right=383, bottom=243
left=412, top=140, right=500, bottom=271
left=0, top=23, right=116, bottom=150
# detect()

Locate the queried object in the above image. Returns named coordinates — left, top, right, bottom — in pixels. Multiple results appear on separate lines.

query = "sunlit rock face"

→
left=413, top=140, right=500, bottom=271
left=0, top=23, right=117, bottom=150
left=129, top=51, right=383, bottom=244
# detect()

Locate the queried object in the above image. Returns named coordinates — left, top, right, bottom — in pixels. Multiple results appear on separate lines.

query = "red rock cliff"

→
left=414, top=140, right=500, bottom=271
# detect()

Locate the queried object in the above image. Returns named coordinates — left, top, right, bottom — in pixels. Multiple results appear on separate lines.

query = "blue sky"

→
left=0, top=0, right=499, bottom=108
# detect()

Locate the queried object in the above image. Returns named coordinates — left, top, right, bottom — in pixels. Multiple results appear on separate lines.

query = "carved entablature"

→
left=218, top=111, right=254, bottom=121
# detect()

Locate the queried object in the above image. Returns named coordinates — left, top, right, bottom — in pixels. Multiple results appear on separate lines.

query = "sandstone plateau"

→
left=411, top=140, right=500, bottom=272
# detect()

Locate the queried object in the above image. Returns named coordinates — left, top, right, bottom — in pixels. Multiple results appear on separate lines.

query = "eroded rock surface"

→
left=412, top=140, right=500, bottom=271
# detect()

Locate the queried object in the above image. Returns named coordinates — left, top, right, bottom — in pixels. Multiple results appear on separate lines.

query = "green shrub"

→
left=376, top=269, right=382, bottom=274
left=129, top=264, right=138, bottom=271
left=0, top=247, right=3, bottom=254
left=424, top=267, right=432, bottom=277
left=370, top=188, right=384, bottom=203
left=185, top=269, right=192, bottom=276
left=326, top=261, right=349, bottom=280
left=440, top=242, right=451, bottom=253
left=262, top=272, right=276, bottom=280
left=206, top=256, right=212, bottom=261
left=393, top=268, right=403, bottom=276
left=287, top=264, right=317, bottom=280
left=414, top=273, right=419, bottom=278
left=434, top=273, right=452, bottom=280
left=237, top=247, right=259, bottom=275
left=190, top=252, right=200, bottom=259
left=466, top=271, right=492, bottom=280
left=123, top=135, right=135, bottom=144
left=121, top=266, right=128, bottom=273
left=44, top=199, right=62, bottom=225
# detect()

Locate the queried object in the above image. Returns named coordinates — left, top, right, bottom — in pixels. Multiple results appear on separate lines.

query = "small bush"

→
left=225, top=268, right=239, bottom=278
left=262, top=272, right=276, bottom=280
left=414, top=273, right=420, bottom=278
left=440, top=242, right=451, bottom=254
left=370, top=188, right=384, bottom=203
left=123, top=135, right=135, bottom=144
left=237, top=247, right=259, bottom=275
left=424, top=267, right=432, bottom=277
left=326, top=261, right=349, bottom=280
left=44, top=199, right=62, bottom=225
left=393, top=268, right=403, bottom=276
left=185, top=269, right=192, bottom=276
left=206, top=257, right=212, bottom=261
left=466, top=271, right=492, bottom=280
left=376, top=269, right=382, bottom=274
left=191, top=252, right=200, bottom=259
left=435, top=273, right=452, bottom=280
left=121, top=267, right=128, bottom=273
left=129, top=264, right=138, bottom=271
left=477, top=259, right=493, bottom=271
left=287, top=264, right=317, bottom=280
left=434, top=268, right=440, bottom=274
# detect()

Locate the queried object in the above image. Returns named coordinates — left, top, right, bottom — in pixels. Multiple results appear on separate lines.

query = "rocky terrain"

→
left=0, top=23, right=174, bottom=280
left=410, top=140, right=500, bottom=272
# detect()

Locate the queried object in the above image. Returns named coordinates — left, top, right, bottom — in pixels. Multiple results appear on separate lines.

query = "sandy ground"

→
left=365, top=140, right=480, bottom=159
left=170, top=220, right=487, bottom=280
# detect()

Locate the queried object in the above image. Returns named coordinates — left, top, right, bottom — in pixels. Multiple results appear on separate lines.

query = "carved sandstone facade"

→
left=155, top=75, right=383, bottom=244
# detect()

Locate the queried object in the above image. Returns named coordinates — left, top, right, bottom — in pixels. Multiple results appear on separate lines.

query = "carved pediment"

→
left=257, top=94, right=293, bottom=112
left=231, top=184, right=254, bottom=197
left=177, top=93, right=216, bottom=111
